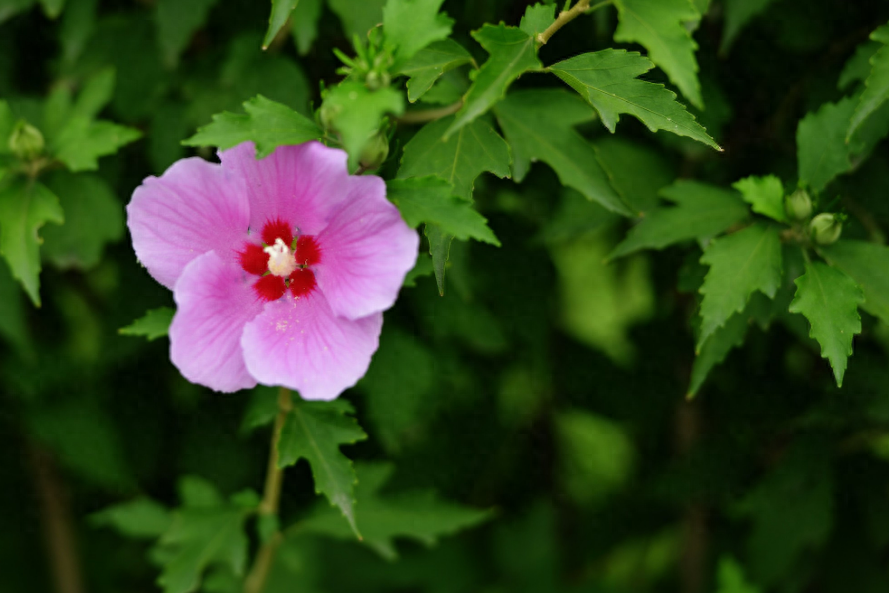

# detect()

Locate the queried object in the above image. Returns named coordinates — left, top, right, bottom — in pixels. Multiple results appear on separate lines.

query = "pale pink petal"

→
left=241, top=292, right=383, bottom=400
left=314, top=175, right=419, bottom=320
left=128, top=157, right=249, bottom=289
left=169, top=251, right=264, bottom=393
left=219, top=141, right=354, bottom=236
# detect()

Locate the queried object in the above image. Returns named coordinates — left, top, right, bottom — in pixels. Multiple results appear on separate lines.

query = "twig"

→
left=537, top=0, right=614, bottom=46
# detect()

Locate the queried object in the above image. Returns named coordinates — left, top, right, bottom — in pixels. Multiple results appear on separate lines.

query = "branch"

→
left=537, top=0, right=614, bottom=46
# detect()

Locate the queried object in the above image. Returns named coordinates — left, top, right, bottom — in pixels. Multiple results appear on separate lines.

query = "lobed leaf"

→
left=263, top=0, right=299, bottom=49
left=796, top=97, right=856, bottom=193
left=788, top=261, right=863, bottom=387
left=519, top=2, right=555, bottom=37
left=550, top=49, right=719, bottom=149
left=52, top=117, right=141, bottom=172
left=732, top=175, right=787, bottom=223
left=397, top=39, right=473, bottom=103
left=689, top=309, right=750, bottom=397
left=119, top=307, right=175, bottom=341
left=820, top=240, right=889, bottom=324
left=848, top=24, right=889, bottom=140
left=383, top=0, right=454, bottom=65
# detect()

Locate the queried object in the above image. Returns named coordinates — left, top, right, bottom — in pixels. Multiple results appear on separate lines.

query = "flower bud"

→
left=8, top=120, right=44, bottom=160
left=785, top=188, right=812, bottom=220
left=359, top=132, right=389, bottom=170
left=809, top=213, right=842, bottom=245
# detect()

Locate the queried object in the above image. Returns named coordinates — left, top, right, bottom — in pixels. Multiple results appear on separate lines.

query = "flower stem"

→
left=537, top=0, right=614, bottom=45
left=394, top=100, right=463, bottom=124
left=244, top=387, right=292, bottom=593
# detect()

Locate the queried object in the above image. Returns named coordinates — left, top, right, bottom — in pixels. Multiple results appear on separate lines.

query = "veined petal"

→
left=220, top=141, right=354, bottom=236
left=128, top=157, right=249, bottom=289
left=315, top=175, right=419, bottom=319
left=241, top=292, right=383, bottom=401
left=170, top=251, right=264, bottom=393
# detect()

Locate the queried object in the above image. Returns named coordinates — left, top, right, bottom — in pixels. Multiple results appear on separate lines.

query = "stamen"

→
left=264, top=238, right=298, bottom=277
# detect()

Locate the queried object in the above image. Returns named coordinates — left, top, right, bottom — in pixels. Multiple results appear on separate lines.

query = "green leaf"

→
left=720, top=0, right=775, bottom=53
left=0, top=178, right=64, bottom=307
left=610, top=180, right=748, bottom=259
left=388, top=177, right=499, bottom=245
left=397, top=39, right=473, bottom=103
left=613, top=0, right=703, bottom=108
left=839, top=40, right=880, bottom=91
left=796, top=96, right=856, bottom=193
left=119, top=307, right=174, bottom=341
left=39, top=0, right=64, bottom=18
left=291, top=0, right=321, bottom=55
left=297, top=463, right=490, bottom=560
left=156, top=0, right=219, bottom=67
left=327, top=0, right=384, bottom=39
left=689, top=308, right=749, bottom=397
left=263, top=0, right=299, bottom=49
left=698, top=224, right=783, bottom=350
left=277, top=399, right=367, bottom=538
left=41, top=172, right=123, bottom=269
left=732, top=175, right=787, bottom=223
left=91, top=498, right=173, bottom=539
left=0, top=259, right=29, bottom=352
left=550, top=49, right=719, bottom=149
left=519, top=2, right=555, bottom=37
left=445, top=24, right=541, bottom=138
left=59, top=0, right=97, bottom=65
left=424, top=223, right=452, bottom=296
left=70, top=67, right=115, bottom=121
left=592, top=135, right=674, bottom=214
left=240, top=386, right=279, bottom=434
left=183, top=95, right=321, bottom=158
left=848, top=27, right=889, bottom=140
left=383, top=0, right=454, bottom=65
left=715, top=556, right=762, bottom=593
left=156, top=483, right=253, bottom=593
left=789, top=261, right=863, bottom=387
left=397, top=115, right=510, bottom=200
left=321, top=82, right=404, bottom=169
left=0, top=100, right=15, bottom=155
left=494, top=89, right=632, bottom=216
left=51, top=117, right=141, bottom=172
left=820, top=240, right=889, bottom=324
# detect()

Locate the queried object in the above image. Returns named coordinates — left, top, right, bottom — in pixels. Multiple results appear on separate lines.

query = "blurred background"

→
left=3, top=0, right=889, bottom=592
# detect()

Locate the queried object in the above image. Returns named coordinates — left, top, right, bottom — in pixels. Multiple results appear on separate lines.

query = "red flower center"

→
left=238, top=219, right=321, bottom=302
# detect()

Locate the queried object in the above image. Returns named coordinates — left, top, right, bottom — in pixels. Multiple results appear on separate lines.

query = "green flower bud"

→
left=8, top=120, right=44, bottom=160
left=359, top=132, right=389, bottom=170
left=809, top=213, right=843, bottom=245
left=785, top=188, right=813, bottom=220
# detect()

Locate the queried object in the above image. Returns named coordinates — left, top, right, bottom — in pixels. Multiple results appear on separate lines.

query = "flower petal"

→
left=219, top=141, right=354, bottom=236
left=241, top=292, right=383, bottom=400
left=314, top=175, right=419, bottom=319
left=170, top=251, right=264, bottom=393
left=128, top=157, right=249, bottom=289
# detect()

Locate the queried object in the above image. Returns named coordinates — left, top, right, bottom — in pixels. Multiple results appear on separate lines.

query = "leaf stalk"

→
left=537, top=0, right=614, bottom=46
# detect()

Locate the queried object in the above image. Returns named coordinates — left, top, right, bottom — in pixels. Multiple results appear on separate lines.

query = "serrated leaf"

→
left=156, top=0, right=219, bottom=67
left=277, top=399, right=367, bottom=538
left=592, top=135, right=674, bottom=214
left=550, top=49, right=718, bottom=149
left=297, top=463, right=490, bottom=560
left=788, top=261, right=863, bottom=387
left=398, top=115, right=510, bottom=200
left=732, top=175, right=787, bottom=223
left=720, top=0, right=775, bottom=53
left=397, top=39, right=473, bottom=103
left=820, top=240, right=889, bottom=324
left=519, top=2, right=555, bottom=37
left=445, top=24, right=541, bottom=138
left=119, top=307, right=174, bottom=341
left=424, top=223, right=451, bottom=296
left=388, top=177, right=499, bottom=245
left=698, top=224, right=782, bottom=350
left=0, top=178, right=64, bottom=306
left=613, top=0, right=703, bottom=108
left=183, top=95, right=321, bottom=158
left=321, top=82, right=403, bottom=169
left=610, top=180, right=747, bottom=259
left=796, top=97, right=857, bottom=193
left=91, top=498, right=173, bottom=539
left=51, top=117, right=141, bottom=172
left=689, top=309, right=749, bottom=397
left=263, top=0, right=299, bottom=49
left=383, top=0, right=454, bottom=65
left=41, top=172, right=123, bottom=269
left=848, top=26, right=889, bottom=140
left=494, top=89, right=632, bottom=216
left=839, top=40, right=880, bottom=91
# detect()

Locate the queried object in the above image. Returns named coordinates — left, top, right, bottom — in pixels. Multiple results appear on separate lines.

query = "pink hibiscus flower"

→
left=127, top=141, right=418, bottom=399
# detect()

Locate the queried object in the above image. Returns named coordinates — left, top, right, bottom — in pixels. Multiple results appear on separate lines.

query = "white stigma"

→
left=264, top=238, right=297, bottom=277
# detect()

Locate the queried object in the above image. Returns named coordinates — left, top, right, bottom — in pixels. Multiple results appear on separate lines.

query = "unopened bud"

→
left=8, top=120, right=44, bottom=160
left=785, top=188, right=812, bottom=221
left=359, top=132, right=389, bottom=170
left=809, top=213, right=842, bottom=245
